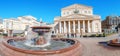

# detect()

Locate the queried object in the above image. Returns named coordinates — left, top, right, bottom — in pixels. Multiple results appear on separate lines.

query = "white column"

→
left=64, top=21, right=67, bottom=33
left=99, top=22, right=102, bottom=33
left=56, top=29, right=58, bottom=33
left=73, top=21, right=75, bottom=33
left=83, top=20, right=85, bottom=33
left=92, top=21, right=94, bottom=32
left=88, top=20, right=90, bottom=32
left=68, top=21, right=71, bottom=33
left=68, top=21, right=71, bottom=37
left=61, top=27, right=63, bottom=33
left=59, top=21, right=62, bottom=33
left=73, top=21, right=76, bottom=38
left=78, top=20, right=80, bottom=33
left=54, top=29, right=56, bottom=34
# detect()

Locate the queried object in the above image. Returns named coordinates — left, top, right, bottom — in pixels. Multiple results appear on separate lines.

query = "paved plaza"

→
left=77, top=34, right=120, bottom=56
left=0, top=34, right=120, bottom=56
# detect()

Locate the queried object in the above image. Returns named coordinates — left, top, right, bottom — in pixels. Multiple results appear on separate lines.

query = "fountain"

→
left=99, top=24, right=120, bottom=47
left=24, top=26, right=51, bottom=47
left=107, top=27, right=120, bottom=47
left=0, top=21, right=81, bottom=56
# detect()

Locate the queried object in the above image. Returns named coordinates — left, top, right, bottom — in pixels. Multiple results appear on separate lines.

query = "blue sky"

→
left=0, top=0, right=120, bottom=23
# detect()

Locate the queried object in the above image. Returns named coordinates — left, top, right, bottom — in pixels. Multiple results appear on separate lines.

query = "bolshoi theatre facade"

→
left=53, top=4, right=101, bottom=37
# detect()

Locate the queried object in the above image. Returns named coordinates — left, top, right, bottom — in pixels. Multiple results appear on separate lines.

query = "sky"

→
left=0, top=0, right=120, bottom=23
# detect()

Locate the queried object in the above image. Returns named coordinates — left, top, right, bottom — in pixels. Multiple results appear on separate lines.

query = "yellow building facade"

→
left=54, top=4, right=101, bottom=37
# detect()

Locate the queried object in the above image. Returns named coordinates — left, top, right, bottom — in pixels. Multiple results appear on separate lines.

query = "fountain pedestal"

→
left=31, top=26, right=51, bottom=46
left=36, top=36, right=46, bottom=45
left=106, top=39, right=120, bottom=47
left=107, top=27, right=120, bottom=47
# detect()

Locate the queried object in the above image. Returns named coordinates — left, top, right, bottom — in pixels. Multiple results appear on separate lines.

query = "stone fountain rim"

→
left=107, top=39, right=120, bottom=47
left=2, top=37, right=80, bottom=55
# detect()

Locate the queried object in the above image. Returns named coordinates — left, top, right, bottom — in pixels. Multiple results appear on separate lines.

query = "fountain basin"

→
left=99, top=39, right=120, bottom=47
left=108, top=39, right=120, bottom=47
left=0, top=38, right=81, bottom=56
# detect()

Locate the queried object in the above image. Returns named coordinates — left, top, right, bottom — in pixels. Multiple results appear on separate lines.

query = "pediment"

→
left=62, top=14, right=93, bottom=19
left=62, top=4, right=92, bottom=10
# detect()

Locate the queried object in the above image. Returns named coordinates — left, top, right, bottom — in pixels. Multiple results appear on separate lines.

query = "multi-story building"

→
left=53, top=4, right=102, bottom=37
left=3, top=15, right=39, bottom=35
left=0, top=19, right=3, bottom=34
left=0, top=23, right=3, bottom=34
left=102, top=16, right=120, bottom=33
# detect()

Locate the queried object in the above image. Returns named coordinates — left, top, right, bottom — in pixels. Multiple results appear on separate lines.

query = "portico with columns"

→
left=54, top=4, right=101, bottom=37
left=57, top=19, right=95, bottom=37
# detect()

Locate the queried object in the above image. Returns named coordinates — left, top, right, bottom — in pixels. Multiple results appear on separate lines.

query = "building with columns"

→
left=53, top=4, right=101, bottom=37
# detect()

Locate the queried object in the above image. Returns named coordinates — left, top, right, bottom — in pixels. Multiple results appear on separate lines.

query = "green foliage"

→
left=13, top=33, right=24, bottom=37
left=83, top=35, right=87, bottom=37
left=89, top=34, right=96, bottom=37
left=83, top=33, right=106, bottom=37
left=2, top=34, right=7, bottom=36
left=103, top=33, right=106, bottom=37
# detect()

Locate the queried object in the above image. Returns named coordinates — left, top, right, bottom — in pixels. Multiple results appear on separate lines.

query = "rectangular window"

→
left=67, top=12, right=69, bottom=14
left=88, top=11, right=91, bottom=14
left=84, top=11, right=87, bottom=13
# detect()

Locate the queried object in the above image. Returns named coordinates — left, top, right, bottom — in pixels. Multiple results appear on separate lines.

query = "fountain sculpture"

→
left=24, top=26, right=51, bottom=47
left=0, top=20, right=81, bottom=56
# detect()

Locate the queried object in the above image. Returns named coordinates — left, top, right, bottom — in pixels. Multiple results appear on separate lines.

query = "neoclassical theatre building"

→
left=53, top=4, right=101, bottom=37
